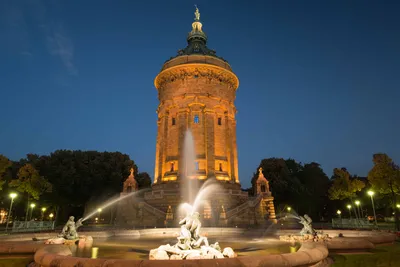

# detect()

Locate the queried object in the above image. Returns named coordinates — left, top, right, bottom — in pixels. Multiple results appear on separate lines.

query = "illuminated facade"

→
left=153, top=7, right=239, bottom=184
left=117, top=7, right=276, bottom=228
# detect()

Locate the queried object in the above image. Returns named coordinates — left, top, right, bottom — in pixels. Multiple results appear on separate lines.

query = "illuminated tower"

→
left=154, top=7, right=240, bottom=185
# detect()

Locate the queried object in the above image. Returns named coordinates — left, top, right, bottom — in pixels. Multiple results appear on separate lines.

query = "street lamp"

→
left=49, top=213, right=54, bottom=220
left=287, top=207, right=291, bottom=212
left=5, top=193, right=17, bottom=232
left=337, top=210, right=342, bottom=217
left=368, top=191, right=378, bottom=227
left=29, top=203, right=36, bottom=221
left=347, top=205, right=352, bottom=219
left=396, top=204, right=400, bottom=209
left=41, top=207, right=46, bottom=221
left=97, top=208, right=102, bottom=222
left=355, top=200, right=361, bottom=220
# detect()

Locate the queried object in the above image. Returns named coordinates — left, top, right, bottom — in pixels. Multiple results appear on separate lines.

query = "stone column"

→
left=160, top=112, right=169, bottom=183
left=228, top=118, right=237, bottom=183
left=204, top=109, right=215, bottom=178
left=154, top=118, right=161, bottom=183
left=177, top=108, right=189, bottom=180
left=231, top=119, right=239, bottom=183
left=154, top=112, right=169, bottom=183
left=224, top=112, right=232, bottom=180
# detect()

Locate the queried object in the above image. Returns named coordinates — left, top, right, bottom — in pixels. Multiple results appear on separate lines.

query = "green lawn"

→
left=330, top=242, right=400, bottom=267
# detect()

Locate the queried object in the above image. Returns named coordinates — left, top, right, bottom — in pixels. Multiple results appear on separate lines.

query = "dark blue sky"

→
left=1, top=0, right=399, bottom=188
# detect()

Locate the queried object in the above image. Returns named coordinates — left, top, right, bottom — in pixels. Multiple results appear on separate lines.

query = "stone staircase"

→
left=226, top=194, right=263, bottom=219
left=140, top=202, right=166, bottom=218
left=117, top=197, right=166, bottom=226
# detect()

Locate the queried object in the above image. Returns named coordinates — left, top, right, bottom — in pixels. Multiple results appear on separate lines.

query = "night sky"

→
left=1, top=0, right=399, bottom=188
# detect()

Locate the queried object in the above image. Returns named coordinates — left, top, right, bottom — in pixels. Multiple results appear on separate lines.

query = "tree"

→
left=328, top=168, right=365, bottom=200
left=136, top=172, right=152, bottom=190
left=9, top=163, right=52, bottom=200
left=328, top=168, right=365, bottom=219
left=0, top=154, right=12, bottom=190
left=251, top=158, right=305, bottom=213
left=27, top=150, right=135, bottom=222
left=9, top=163, right=52, bottom=221
left=297, top=163, right=330, bottom=219
left=368, top=153, right=400, bottom=230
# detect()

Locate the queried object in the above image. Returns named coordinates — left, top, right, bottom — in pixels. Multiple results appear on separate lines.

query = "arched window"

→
left=261, top=185, right=266, bottom=193
left=219, top=163, right=223, bottom=171
left=218, top=117, right=222, bottom=125
left=170, top=162, right=175, bottom=172
left=194, top=115, right=199, bottom=124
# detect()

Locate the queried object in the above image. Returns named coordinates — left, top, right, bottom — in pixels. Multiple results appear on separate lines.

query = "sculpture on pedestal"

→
left=149, top=211, right=236, bottom=260
left=58, top=216, right=83, bottom=240
left=299, top=214, right=316, bottom=236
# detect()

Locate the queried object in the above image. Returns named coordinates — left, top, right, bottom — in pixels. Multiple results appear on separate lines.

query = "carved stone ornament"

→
left=155, top=65, right=239, bottom=90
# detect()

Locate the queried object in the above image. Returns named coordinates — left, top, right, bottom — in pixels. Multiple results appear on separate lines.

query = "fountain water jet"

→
left=82, top=189, right=150, bottom=221
left=181, top=129, right=199, bottom=204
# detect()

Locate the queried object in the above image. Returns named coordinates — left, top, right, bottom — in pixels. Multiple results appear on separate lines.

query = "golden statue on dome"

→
left=194, top=5, right=200, bottom=21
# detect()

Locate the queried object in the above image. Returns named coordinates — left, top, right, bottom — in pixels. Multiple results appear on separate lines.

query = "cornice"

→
left=154, top=63, right=239, bottom=90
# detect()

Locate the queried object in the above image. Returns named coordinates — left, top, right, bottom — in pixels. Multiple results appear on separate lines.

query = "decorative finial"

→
left=194, top=5, right=200, bottom=21
left=130, top=167, right=134, bottom=176
left=258, top=167, right=263, bottom=176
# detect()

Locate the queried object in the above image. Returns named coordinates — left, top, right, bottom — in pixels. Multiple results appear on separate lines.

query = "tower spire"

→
left=174, top=5, right=225, bottom=61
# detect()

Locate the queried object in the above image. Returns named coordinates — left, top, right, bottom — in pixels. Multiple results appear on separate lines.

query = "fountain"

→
left=45, top=216, right=93, bottom=245
left=181, top=129, right=199, bottom=204
left=279, top=213, right=332, bottom=243
left=149, top=206, right=235, bottom=260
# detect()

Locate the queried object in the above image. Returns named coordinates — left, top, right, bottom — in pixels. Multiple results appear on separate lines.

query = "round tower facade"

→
left=153, top=8, right=240, bottom=186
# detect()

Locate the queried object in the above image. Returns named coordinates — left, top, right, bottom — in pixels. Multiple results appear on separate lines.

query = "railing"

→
left=140, top=202, right=166, bottom=218
left=226, top=195, right=263, bottom=219
left=12, top=221, right=55, bottom=233
left=332, top=218, right=375, bottom=229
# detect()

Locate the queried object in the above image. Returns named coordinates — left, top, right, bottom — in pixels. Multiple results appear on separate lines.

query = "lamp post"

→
left=29, top=203, right=36, bottom=221
left=5, top=193, right=17, bottom=232
left=287, top=207, right=291, bottom=212
left=347, top=205, right=352, bottom=219
left=97, top=208, right=102, bottom=222
left=368, top=191, right=378, bottom=227
left=337, top=210, right=342, bottom=228
left=49, top=213, right=54, bottom=221
left=355, top=200, right=361, bottom=220
left=41, top=207, right=46, bottom=221
left=337, top=210, right=342, bottom=217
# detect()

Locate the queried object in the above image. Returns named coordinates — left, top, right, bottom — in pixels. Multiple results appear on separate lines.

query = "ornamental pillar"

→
left=204, top=109, right=215, bottom=178
left=177, top=108, right=189, bottom=180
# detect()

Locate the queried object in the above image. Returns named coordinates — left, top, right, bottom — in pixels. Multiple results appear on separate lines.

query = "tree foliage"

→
left=9, top=163, right=52, bottom=200
left=328, top=168, right=365, bottom=200
left=29, top=150, right=135, bottom=207
left=297, top=162, right=330, bottom=217
left=368, top=153, right=400, bottom=230
left=251, top=158, right=304, bottom=202
left=251, top=158, right=331, bottom=219
left=136, top=172, right=152, bottom=190
left=368, top=154, right=400, bottom=196
left=0, top=154, right=12, bottom=190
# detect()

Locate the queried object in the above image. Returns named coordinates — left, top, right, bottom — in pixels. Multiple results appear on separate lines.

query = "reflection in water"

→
left=91, top=247, right=99, bottom=259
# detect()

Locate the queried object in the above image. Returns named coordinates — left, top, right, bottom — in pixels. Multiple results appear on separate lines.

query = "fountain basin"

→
left=31, top=241, right=328, bottom=267
left=0, top=228, right=397, bottom=267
